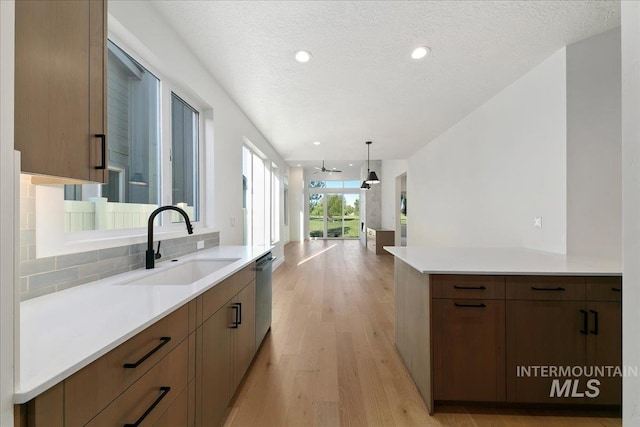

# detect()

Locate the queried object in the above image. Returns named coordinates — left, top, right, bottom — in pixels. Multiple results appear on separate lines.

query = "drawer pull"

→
left=590, top=310, right=599, bottom=335
left=531, top=286, right=565, bottom=291
left=231, top=303, right=240, bottom=329
left=123, top=337, right=171, bottom=369
left=612, top=287, right=622, bottom=292
left=453, top=285, right=486, bottom=290
left=124, top=386, right=170, bottom=427
left=454, top=302, right=486, bottom=308
left=580, top=310, right=588, bottom=335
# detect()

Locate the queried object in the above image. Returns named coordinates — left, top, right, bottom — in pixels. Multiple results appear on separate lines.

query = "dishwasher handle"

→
left=255, top=256, right=276, bottom=271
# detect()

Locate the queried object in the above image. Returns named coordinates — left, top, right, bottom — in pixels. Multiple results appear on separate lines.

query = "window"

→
left=171, top=93, right=199, bottom=222
left=242, top=145, right=280, bottom=246
left=63, top=41, right=201, bottom=232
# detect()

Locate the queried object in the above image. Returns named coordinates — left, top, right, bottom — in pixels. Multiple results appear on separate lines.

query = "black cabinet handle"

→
left=124, top=386, right=170, bottom=427
left=590, top=310, right=599, bottom=335
left=453, top=285, right=486, bottom=290
left=237, top=302, right=242, bottom=325
left=580, top=309, right=588, bottom=335
left=231, top=304, right=240, bottom=329
left=531, top=286, right=565, bottom=291
left=123, top=337, right=171, bottom=369
left=95, top=134, right=106, bottom=170
left=612, top=287, right=622, bottom=292
left=454, top=302, right=486, bottom=308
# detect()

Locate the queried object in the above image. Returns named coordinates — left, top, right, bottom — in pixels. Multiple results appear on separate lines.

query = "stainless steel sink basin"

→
left=124, top=258, right=239, bottom=285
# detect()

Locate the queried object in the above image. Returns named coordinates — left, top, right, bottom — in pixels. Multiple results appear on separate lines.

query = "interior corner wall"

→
left=566, top=28, right=622, bottom=258
left=407, top=48, right=567, bottom=251
left=381, top=160, right=408, bottom=230
left=622, top=1, right=640, bottom=423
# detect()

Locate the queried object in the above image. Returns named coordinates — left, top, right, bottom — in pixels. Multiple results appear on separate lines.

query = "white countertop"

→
left=383, top=246, right=622, bottom=276
left=16, top=245, right=272, bottom=404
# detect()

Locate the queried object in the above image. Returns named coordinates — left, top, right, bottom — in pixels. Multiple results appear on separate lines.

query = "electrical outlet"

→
left=534, top=216, right=542, bottom=229
left=197, top=240, right=204, bottom=250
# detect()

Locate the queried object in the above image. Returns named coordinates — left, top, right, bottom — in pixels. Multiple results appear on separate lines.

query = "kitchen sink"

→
left=124, top=258, right=240, bottom=286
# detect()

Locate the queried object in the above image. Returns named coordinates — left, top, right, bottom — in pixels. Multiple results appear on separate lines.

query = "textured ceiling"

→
left=151, top=1, right=620, bottom=164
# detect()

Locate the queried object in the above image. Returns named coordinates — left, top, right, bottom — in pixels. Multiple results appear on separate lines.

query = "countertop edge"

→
left=14, top=245, right=273, bottom=404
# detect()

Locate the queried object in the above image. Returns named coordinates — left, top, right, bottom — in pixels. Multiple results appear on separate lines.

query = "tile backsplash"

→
left=19, top=175, right=220, bottom=301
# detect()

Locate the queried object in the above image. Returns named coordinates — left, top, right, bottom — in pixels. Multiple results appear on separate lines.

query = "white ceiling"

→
left=151, top=1, right=619, bottom=165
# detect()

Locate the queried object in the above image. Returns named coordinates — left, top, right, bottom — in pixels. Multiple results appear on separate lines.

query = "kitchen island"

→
left=384, top=247, right=622, bottom=414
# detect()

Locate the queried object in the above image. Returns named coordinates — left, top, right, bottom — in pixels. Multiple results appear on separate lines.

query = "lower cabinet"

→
left=506, top=300, right=586, bottom=403
left=198, top=305, right=232, bottom=427
left=429, top=274, right=621, bottom=408
left=433, top=298, right=505, bottom=401
left=15, top=265, right=260, bottom=427
left=198, top=280, right=257, bottom=427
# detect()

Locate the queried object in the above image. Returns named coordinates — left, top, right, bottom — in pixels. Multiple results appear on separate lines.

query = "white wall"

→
left=288, top=167, right=304, bottom=242
left=108, top=1, right=287, bottom=262
left=0, top=1, right=15, bottom=424
left=567, top=29, right=622, bottom=258
left=381, top=159, right=408, bottom=231
left=622, top=1, right=640, bottom=422
left=408, top=49, right=567, bottom=252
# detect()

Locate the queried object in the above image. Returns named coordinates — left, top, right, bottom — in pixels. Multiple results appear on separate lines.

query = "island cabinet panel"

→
left=505, top=276, right=585, bottom=301
left=394, top=259, right=432, bottom=413
left=433, top=298, right=505, bottom=401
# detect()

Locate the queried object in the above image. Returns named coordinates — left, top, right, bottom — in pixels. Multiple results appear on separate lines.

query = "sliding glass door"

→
left=308, top=181, right=360, bottom=240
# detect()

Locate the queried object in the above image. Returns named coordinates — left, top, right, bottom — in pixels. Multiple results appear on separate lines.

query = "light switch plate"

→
left=534, top=216, right=542, bottom=229
left=197, top=240, right=204, bottom=250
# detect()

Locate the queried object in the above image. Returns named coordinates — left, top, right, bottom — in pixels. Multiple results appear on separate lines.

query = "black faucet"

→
left=146, top=206, right=193, bottom=269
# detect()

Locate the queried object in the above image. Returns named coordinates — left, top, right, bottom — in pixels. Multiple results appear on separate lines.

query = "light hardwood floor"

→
left=224, top=240, right=622, bottom=427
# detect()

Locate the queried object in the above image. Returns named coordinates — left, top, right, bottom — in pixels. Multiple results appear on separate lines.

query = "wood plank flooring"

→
left=224, top=240, right=622, bottom=427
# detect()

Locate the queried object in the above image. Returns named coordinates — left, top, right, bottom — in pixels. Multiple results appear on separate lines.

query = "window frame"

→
left=35, top=35, right=209, bottom=258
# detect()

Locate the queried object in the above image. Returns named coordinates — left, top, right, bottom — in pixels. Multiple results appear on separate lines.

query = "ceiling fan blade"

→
left=314, top=166, right=322, bottom=170
left=333, top=170, right=342, bottom=173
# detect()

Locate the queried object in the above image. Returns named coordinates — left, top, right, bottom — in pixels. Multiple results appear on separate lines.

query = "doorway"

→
left=395, top=173, right=407, bottom=246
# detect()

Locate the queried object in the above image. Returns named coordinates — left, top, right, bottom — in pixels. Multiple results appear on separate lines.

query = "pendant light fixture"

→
left=364, top=141, right=380, bottom=185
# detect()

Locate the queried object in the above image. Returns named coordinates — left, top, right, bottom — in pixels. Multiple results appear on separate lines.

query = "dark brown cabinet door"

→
left=433, top=299, right=505, bottom=401
left=586, top=301, right=622, bottom=405
left=15, top=0, right=107, bottom=183
left=198, top=306, right=232, bottom=427
left=506, top=300, right=586, bottom=403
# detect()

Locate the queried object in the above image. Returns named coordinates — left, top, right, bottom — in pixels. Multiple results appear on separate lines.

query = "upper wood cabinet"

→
left=15, top=0, right=107, bottom=183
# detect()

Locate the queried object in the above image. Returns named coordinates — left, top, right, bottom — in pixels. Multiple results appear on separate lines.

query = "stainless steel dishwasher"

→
left=255, top=252, right=273, bottom=349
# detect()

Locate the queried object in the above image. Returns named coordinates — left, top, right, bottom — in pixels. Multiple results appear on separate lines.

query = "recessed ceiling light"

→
left=296, top=164, right=301, bottom=167
left=349, top=163, right=353, bottom=167
left=295, top=50, right=312, bottom=63
left=411, top=46, right=431, bottom=60
left=312, top=141, right=321, bottom=145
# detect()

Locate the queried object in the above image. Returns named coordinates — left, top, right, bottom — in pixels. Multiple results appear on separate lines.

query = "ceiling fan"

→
left=313, top=160, right=342, bottom=174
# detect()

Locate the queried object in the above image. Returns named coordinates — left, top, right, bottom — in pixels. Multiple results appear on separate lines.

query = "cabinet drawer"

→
left=234, top=264, right=256, bottom=289
left=200, top=265, right=256, bottom=322
left=65, top=305, right=189, bottom=426
left=586, top=276, right=622, bottom=301
left=86, top=339, right=189, bottom=427
left=431, top=275, right=505, bottom=299
left=506, top=276, right=585, bottom=301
